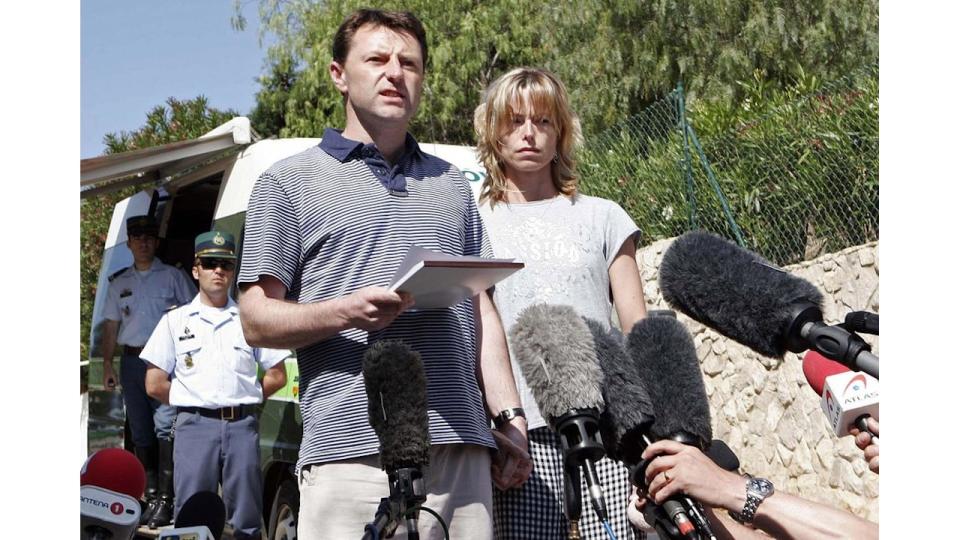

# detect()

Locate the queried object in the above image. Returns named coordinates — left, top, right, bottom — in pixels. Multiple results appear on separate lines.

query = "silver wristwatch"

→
left=730, top=475, right=774, bottom=524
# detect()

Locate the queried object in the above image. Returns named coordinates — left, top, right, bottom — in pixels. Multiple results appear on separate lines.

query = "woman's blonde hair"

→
left=473, top=67, right=582, bottom=205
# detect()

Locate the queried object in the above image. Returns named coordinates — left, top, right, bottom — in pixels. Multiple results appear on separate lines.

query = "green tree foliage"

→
left=101, top=96, right=239, bottom=152
left=250, top=53, right=299, bottom=137
left=80, top=97, right=238, bottom=360
left=238, top=0, right=877, bottom=143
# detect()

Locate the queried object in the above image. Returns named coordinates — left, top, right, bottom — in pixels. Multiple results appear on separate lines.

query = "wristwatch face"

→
left=748, top=477, right=775, bottom=498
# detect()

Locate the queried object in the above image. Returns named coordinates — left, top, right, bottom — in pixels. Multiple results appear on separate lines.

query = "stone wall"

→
left=636, top=239, right=879, bottom=522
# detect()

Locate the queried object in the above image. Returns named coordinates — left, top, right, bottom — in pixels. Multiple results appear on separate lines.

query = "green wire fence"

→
left=579, top=66, right=879, bottom=266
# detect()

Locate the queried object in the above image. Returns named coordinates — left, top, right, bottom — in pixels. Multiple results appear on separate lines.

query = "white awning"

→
left=80, top=117, right=256, bottom=199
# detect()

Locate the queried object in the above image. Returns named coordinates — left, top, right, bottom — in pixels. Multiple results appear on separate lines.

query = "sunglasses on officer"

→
left=197, top=258, right=236, bottom=271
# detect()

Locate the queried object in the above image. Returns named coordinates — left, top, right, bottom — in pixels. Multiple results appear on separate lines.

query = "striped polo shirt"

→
left=238, top=129, right=495, bottom=470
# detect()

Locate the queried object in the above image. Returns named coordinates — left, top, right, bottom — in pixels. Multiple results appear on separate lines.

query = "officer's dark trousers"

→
left=173, top=410, right=262, bottom=539
left=120, top=353, right=177, bottom=446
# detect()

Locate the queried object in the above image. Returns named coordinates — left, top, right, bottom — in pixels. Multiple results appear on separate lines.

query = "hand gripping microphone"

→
left=626, top=314, right=718, bottom=539
left=157, top=491, right=226, bottom=540
left=511, top=304, right=611, bottom=536
left=803, top=351, right=879, bottom=444
left=587, top=316, right=743, bottom=476
left=659, top=231, right=878, bottom=379
left=80, top=449, right=146, bottom=540
left=362, top=340, right=431, bottom=540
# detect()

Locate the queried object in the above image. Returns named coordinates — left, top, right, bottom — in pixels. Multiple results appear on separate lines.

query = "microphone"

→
left=843, top=311, right=879, bottom=335
left=80, top=486, right=141, bottom=540
left=583, top=317, right=655, bottom=468
left=628, top=316, right=712, bottom=445
left=659, top=230, right=878, bottom=378
left=362, top=340, right=430, bottom=540
left=157, top=491, right=226, bottom=540
left=584, top=316, right=693, bottom=538
left=626, top=315, right=716, bottom=539
left=81, top=448, right=146, bottom=500
left=511, top=304, right=610, bottom=530
left=587, top=316, right=740, bottom=475
left=803, top=351, right=879, bottom=443
left=80, top=449, right=146, bottom=540
left=705, top=440, right=741, bottom=472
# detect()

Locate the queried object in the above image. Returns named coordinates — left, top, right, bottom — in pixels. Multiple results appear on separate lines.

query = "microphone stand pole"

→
left=563, top=461, right=583, bottom=539
left=362, top=467, right=426, bottom=540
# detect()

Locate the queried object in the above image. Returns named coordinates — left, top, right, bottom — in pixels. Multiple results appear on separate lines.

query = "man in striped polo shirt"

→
left=237, top=8, right=531, bottom=539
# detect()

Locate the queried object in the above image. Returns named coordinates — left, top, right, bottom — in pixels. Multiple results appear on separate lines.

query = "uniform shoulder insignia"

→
left=108, top=266, right=131, bottom=282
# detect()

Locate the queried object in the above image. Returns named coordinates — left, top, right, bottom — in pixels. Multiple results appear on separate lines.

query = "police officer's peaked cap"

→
left=194, top=231, right=237, bottom=259
left=126, top=215, right=159, bottom=236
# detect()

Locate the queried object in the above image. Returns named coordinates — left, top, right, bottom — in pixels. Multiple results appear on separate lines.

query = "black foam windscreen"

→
left=659, top=230, right=824, bottom=358
left=705, top=440, right=741, bottom=472
left=583, top=317, right=655, bottom=464
left=510, top=304, right=605, bottom=419
left=627, top=316, right=712, bottom=444
left=362, top=340, right=431, bottom=471
left=174, top=490, right=226, bottom=539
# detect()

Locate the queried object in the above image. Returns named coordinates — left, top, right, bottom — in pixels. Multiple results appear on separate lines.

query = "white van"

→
left=81, top=117, right=487, bottom=538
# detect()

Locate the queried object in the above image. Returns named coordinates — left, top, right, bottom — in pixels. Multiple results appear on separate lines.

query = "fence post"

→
left=677, top=82, right=698, bottom=230
left=684, top=123, right=747, bottom=246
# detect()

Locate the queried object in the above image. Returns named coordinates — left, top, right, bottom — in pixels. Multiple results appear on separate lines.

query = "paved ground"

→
left=134, top=523, right=246, bottom=539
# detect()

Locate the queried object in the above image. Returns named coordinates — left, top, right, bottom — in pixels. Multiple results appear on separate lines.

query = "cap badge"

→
left=213, top=233, right=225, bottom=246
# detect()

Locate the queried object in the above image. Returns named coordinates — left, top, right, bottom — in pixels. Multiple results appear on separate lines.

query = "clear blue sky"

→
left=81, top=1, right=267, bottom=158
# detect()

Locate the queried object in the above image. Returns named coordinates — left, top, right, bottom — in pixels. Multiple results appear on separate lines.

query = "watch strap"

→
left=739, top=492, right=763, bottom=524
left=730, top=476, right=772, bottom=525
left=494, top=407, right=526, bottom=428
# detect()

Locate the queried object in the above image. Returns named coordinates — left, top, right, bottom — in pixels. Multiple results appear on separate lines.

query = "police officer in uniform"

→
left=100, top=215, right=196, bottom=527
left=141, top=231, right=289, bottom=540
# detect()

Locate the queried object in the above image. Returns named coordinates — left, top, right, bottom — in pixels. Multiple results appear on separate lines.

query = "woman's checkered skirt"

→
left=493, top=427, right=646, bottom=539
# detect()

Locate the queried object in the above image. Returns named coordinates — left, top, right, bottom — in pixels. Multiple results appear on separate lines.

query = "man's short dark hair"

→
left=332, top=9, right=428, bottom=69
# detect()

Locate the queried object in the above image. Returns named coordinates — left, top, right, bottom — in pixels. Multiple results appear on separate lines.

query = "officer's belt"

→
left=178, top=405, right=256, bottom=422
left=122, top=345, right=144, bottom=356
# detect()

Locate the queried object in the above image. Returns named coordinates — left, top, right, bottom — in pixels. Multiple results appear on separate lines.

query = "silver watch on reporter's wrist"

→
left=729, top=475, right=774, bottom=524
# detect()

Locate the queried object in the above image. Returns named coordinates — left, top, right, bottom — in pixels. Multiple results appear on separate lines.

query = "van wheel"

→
left=268, top=478, right=299, bottom=540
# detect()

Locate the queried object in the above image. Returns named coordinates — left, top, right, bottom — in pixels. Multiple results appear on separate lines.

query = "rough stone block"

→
left=702, top=352, right=726, bottom=376
left=776, top=442, right=793, bottom=468
left=815, top=437, right=835, bottom=469
left=792, top=439, right=814, bottom=473
left=776, top=411, right=800, bottom=451
left=765, top=401, right=784, bottom=432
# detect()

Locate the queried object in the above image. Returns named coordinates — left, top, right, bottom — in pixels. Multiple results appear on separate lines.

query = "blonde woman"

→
left=475, top=67, right=648, bottom=539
